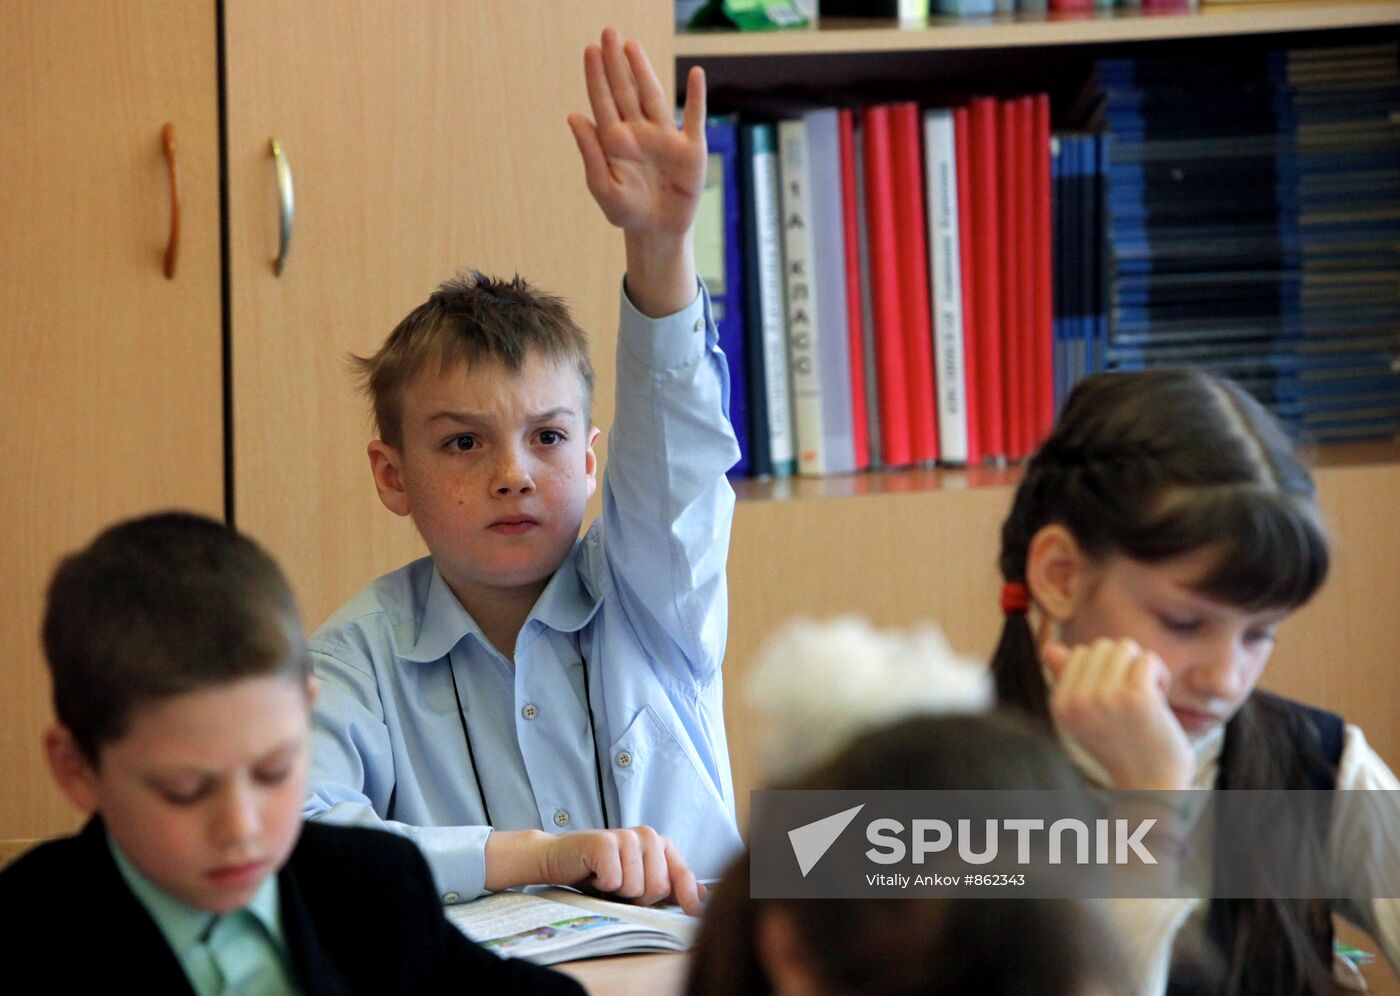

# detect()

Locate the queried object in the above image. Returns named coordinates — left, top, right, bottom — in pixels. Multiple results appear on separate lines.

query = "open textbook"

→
left=444, top=887, right=700, bottom=965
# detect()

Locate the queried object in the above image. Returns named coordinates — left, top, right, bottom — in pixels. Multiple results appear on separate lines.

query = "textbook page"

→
left=444, top=888, right=698, bottom=965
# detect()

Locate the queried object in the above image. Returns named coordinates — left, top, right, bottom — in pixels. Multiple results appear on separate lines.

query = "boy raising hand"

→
left=304, top=29, right=740, bottom=916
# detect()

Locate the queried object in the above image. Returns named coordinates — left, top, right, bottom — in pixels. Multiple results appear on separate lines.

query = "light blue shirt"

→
left=109, top=834, right=298, bottom=995
left=305, top=282, right=743, bottom=901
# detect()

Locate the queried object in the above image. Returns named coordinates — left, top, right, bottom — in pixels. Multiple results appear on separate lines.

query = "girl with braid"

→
left=991, top=368, right=1400, bottom=996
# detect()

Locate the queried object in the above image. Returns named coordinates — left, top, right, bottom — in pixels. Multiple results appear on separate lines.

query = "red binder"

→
left=1031, top=93, right=1054, bottom=446
left=861, top=104, right=911, bottom=468
left=967, top=96, right=1003, bottom=461
left=890, top=101, right=939, bottom=465
left=839, top=109, right=870, bottom=472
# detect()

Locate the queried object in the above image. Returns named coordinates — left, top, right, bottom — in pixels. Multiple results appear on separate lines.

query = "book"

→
left=891, top=101, right=941, bottom=464
left=862, top=104, right=913, bottom=467
left=446, top=888, right=698, bottom=966
left=923, top=107, right=972, bottom=464
left=739, top=121, right=797, bottom=478
left=839, top=108, right=873, bottom=471
left=699, top=116, right=752, bottom=478
left=967, top=96, right=1005, bottom=461
left=854, top=113, right=886, bottom=469
left=952, top=105, right=982, bottom=464
left=779, top=117, right=831, bottom=476
left=805, top=108, right=859, bottom=475
left=997, top=98, right=1025, bottom=459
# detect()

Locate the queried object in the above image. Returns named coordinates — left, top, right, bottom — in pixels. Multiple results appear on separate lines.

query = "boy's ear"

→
left=367, top=440, right=412, bottom=517
left=584, top=426, right=601, bottom=500
left=44, top=724, right=100, bottom=815
left=1025, top=524, right=1094, bottom=623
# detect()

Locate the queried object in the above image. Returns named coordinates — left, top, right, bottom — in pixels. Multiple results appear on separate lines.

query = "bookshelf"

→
left=682, top=6, right=1400, bottom=857
left=677, top=1, right=1400, bottom=56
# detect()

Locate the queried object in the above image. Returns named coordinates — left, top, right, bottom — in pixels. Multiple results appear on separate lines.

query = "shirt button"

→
left=615, top=751, right=632, bottom=768
left=522, top=703, right=538, bottom=720
left=693, top=318, right=703, bottom=332
left=442, top=892, right=460, bottom=904
left=553, top=810, right=570, bottom=827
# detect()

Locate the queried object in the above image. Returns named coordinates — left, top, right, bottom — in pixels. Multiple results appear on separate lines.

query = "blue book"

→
left=700, top=116, right=752, bottom=478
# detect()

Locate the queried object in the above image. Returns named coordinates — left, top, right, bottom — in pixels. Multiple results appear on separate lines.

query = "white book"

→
left=750, top=124, right=797, bottom=477
left=779, top=117, right=826, bottom=477
left=923, top=108, right=971, bottom=465
left=446, top=887, right=698, bottom=966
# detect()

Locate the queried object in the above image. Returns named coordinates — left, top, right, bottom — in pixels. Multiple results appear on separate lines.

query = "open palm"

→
left=568, top=28, right=706, bottom=238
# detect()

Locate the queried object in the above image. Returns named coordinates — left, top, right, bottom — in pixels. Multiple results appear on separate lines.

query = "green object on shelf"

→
left=688, top=0, right=810, bottom=31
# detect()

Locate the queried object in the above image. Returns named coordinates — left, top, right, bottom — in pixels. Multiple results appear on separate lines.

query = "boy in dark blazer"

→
left=0, top=512, right=580, bottom=995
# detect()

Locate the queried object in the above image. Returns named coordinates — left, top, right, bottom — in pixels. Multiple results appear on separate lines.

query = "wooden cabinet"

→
left=0, top=1, right=223, bottom=841
left=0, top=0, right=670, bottom=846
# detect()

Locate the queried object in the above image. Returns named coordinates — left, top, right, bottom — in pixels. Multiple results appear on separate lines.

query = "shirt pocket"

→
left=608, top=704, right=727, bottom=848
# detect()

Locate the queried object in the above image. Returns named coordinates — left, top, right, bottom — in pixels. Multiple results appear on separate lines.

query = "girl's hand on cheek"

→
left=1044, top=637, right=1194, bottom=791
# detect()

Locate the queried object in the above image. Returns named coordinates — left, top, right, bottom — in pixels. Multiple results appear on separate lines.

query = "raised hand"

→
left=1044, top=637, right=1194, bottom=791
left=568, top=27, right=705, bottom=317
left=568, top=27, right=706, bottom=238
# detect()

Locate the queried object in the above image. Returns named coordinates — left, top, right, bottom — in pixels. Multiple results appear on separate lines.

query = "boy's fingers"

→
left=567, top=115, right=612, bottom=199
left=601, top=27, right=642, bottom=121
left=583, top=45, right=620, bottom=132
left=681, top=65, right=707, bottom=141
left=586, top=836, right=624, bottom=894
left=664, top=840, right=704, bottom=916
left=624, top=39, right=668, bottom=124
left=614, top=831, right=644, bottom=898
left=640, top=835, right=671, bottom=906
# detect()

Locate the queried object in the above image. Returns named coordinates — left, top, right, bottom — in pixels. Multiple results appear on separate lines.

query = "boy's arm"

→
left=568, top=30, right=738, bottom=685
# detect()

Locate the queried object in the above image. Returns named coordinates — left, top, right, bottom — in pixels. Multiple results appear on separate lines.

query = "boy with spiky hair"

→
left=304, top=28, right=741, bottom=911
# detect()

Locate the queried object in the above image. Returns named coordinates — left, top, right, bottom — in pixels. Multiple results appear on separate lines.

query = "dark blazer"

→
left=0, top=817, right=583, bottom=995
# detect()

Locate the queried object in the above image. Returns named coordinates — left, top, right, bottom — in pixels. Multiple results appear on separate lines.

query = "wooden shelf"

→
left=676, top=1, right=1400, bottom=56
left=730, top=439, right=1400, bottom=503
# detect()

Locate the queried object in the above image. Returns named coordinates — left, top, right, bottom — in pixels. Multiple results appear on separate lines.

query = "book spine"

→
left=891, top=101, right=940, bottom=465
left=862, top=104, right=912, bottom=467
left=998, top=99, right=1025, bottom=459
left=1032, top=94, right=1055, bottom=444
left=750, top=123, right=798, bottom=477
left=701, top=117, right=751, bottom=478
left=968, top=96, right=1004, bottom=460
left=738, top=123, right=773, bottom=478
left=1014, top=96, right=1038, bottom=456
left=807, top=109, right=858, bottom=476
left=854, top=115, right=885, bottom=471
left=923, top=107, right=971, bottom=465
left=839, top=109, right=872, bottom=472
left=953, top=105, right=981, bottom=464
left=779, top=118, right=827, bottom=477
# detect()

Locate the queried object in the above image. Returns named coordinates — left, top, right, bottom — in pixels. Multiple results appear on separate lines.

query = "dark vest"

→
left=1166, top=691, right=1346, bottom=996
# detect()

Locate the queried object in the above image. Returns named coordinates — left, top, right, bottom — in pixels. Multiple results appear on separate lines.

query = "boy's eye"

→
left=255, top=765, right=292, bottom=787
left=1244, top=627, right=1278, bottom=646
left=157, top=785, right=208, bottom=806
left=448, top=434, right=478, bottom=452
left=537, top=429, right=565, bottom=446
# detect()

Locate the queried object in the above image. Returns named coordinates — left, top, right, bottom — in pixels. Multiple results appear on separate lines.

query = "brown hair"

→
left=353, top=271, right=594, bottom=449
left=990, top=369, right=1334, bottom=995
left=42, top=511, right=308, bottom=765
left=686, top=713, right=1129, bottom=996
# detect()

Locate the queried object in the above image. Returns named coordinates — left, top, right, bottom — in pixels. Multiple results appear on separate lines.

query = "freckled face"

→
left=392, top=352, right=598, bottom=605
left=1063, top=548, right=1288, bottom=739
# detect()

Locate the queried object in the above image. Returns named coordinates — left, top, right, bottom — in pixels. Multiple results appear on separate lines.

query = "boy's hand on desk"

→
left=485, top=826, right=707, bottom=917
left=1044, top=638, right=1193, bottom=792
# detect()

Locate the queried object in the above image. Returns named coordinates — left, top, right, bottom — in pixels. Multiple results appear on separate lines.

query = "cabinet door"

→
left=0, top=1, right=223, bottom=841
left=225, top=1, right=672, bottom=629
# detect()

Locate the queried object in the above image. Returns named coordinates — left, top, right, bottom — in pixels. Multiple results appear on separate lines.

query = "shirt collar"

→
left=106, top=831, right=285, bottom=957
left=403, top=544, right=602, bottom=663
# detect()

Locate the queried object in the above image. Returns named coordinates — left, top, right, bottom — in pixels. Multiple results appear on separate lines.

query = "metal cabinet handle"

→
left=270, top=137, right=295, bottom=276
left=162, top=123, right=180, bottom=279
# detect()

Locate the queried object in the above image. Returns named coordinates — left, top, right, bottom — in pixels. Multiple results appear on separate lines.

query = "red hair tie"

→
left=1000, top=581, right=1030, bottom=616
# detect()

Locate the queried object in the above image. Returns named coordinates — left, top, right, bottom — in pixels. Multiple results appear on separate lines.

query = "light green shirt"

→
left=108, top=834, right=300, bottom=995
